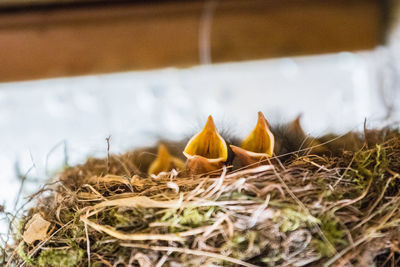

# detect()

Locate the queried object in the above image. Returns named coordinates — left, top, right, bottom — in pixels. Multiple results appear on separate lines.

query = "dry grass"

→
left=3, top=129, right=400, bottom=266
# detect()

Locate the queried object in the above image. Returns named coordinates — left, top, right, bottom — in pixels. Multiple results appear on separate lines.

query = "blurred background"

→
left=1, top=0, right=400, bottom=237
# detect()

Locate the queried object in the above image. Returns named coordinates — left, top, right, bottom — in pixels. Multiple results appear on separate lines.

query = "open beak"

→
left=183, top=115, right=228, bottom=175
left=230, top=112, right=274, bottom=166
left=148, top=144, right=185, bottom=175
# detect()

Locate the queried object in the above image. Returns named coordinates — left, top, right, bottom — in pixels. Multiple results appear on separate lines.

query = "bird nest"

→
left=4, top=129, right=400, bottom=267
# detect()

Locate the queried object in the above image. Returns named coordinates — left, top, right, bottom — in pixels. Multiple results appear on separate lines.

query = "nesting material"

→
left=22, top=214, right=51, bottom=245
left=6, top=129, right=400, bottom=267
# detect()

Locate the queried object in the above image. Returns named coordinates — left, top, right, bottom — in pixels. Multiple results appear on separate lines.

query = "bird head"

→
left=230, top=112, right=275, bottom=166
left=183, top=115, right=228, bottom=174
left=148, top=144, right=185, bottom=176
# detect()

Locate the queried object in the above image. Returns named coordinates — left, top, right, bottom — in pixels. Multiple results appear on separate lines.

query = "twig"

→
left=84, top=221, right=91, bottom=267
left=105, top=136, right=111, bottom=173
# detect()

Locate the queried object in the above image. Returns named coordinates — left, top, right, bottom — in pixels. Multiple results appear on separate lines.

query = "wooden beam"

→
left=0, top=0, right=385, bottom=82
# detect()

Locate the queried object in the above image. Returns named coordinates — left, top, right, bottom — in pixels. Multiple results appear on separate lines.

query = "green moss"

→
left=261, top=255, right=282, bottom=264
left=350, top=144, right=390, bottom=188
left=100, top=207, right=152, bottom=232
left=312, top=213, right=346, bottom=257
left=17, top=242, right=35, bottom=266
left=273, top=208, right=320, bottom=232
left=223, top=231, right=269, bottom=261
left=37, top=247, right=84, bottom=267
left=58, top=208, right=77, bottom=223
left=91, top=236, right=121, bottom=254
left=65, top=221, right=86, bottom=241
left=161, top=206, right=215, bottom=230
left=15, top=216, right=30, bottom=241
left=180, top=206, right=214, bottom=226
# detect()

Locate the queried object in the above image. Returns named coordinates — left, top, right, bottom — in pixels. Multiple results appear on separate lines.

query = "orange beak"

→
left=183, top=116, right=228, bottom=175
left=230, top=112, right=275, bottom=167
left=148, top=144, right=185, bottom=176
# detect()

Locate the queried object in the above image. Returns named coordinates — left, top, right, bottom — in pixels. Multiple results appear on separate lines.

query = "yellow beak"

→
left=183, top=115, right=228, bottom=174
left=148, top=144, right=185, bottom=175
left=230, top=112, right=275, bottom=166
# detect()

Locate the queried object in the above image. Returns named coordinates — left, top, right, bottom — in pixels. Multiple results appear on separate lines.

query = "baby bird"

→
left=230, top=112, right=275, bottom=167
left=128, top=139, right=187, bottom=175
left=272, top=115, right=326, bottom=158
left=183, top=115, right=229, bottom=175
left=147, top=144, right=185, bottom=175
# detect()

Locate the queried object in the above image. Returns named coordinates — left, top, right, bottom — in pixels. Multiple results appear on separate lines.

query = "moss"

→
left=65, top=221, right=86, bottom=241
left=179, top=206, right=215, bottom=227
left=161, top=206, right=216, bottom=230
left=350, top=144, right=390, bottom=189
left=261, top=255, right=282, bottom=264
left=91, top=237, right=121, bottom=255
left=17, top=242, right=35, bottom=266
left=37, top=247, right=84, bottom=267
left=273, top=208, right=320, bottom=233
left=99, top=207, right=152, bottom=232
left=222, top=231, right=270, bottom=261
left=15, top=216, right=30, bottom=241
left=58, top=208, right=77, bottom=223
left=312, top=213, right=346, bottom=257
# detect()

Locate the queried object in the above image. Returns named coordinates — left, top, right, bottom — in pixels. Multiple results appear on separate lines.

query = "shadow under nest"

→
left=5, top=129, right=400, bottom=267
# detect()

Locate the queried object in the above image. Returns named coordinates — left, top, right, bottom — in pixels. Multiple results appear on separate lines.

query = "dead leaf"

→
left=23, top=213, right=51, bottom=244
